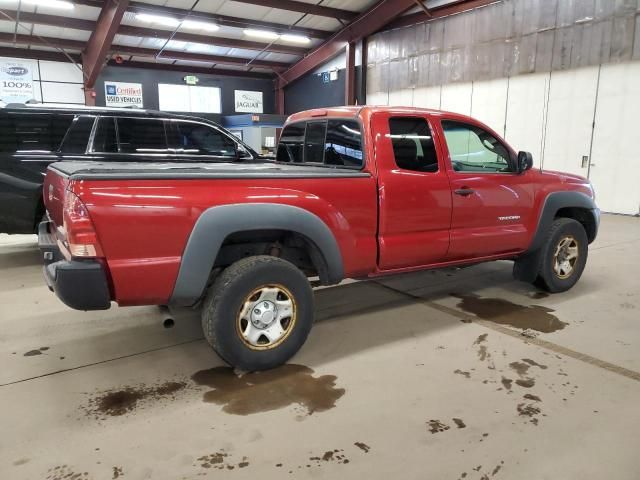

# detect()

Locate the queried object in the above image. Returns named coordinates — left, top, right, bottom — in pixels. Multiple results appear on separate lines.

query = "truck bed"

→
left=49, top=161, right=370, bottom=180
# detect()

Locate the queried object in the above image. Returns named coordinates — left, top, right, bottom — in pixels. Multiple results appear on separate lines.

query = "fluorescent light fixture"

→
left=280, top=34, right=310, bottom=44
left=136, top=13, right=181, bottom=27
left=20, top=0, right=74, bottom=9
left=243, top=29, right=280, bottom=40
left=181, top=20, right=220, bottom=32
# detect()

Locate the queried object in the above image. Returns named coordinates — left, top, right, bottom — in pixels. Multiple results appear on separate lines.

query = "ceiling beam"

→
left=72, top=0, right=330, bottom=39
left=106, top=59, right=275, bottom=79
left=278, top=0, right=418, bottom=87
left=386, top=0, right=498, bottom=30
left=82, top=0, right=129, bottom=89
left=218, top=0, right=357, bottom=21
left=0, top=46, right=81, bottom=64
left=1, top=33, right=288, bottom=70
left=0, top=9, right=307, bottom=56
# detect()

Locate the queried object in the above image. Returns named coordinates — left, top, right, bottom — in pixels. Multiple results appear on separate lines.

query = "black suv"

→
left=0, top=105, right=259, bottom=234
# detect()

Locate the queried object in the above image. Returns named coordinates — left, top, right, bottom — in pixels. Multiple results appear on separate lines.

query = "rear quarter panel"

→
left=71, top=176, right=378, bottom=306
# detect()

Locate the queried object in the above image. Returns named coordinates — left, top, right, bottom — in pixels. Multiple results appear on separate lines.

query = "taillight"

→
left=63, top=191, right=104, bottom=258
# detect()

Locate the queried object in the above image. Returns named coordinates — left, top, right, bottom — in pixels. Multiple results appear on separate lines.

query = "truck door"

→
left=375, top=112, right=452, bottom=270
left=438, top=118, right=535, bottom=259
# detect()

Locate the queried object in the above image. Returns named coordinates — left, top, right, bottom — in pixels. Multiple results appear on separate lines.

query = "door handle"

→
left=454, top=188, right=474, bottom=196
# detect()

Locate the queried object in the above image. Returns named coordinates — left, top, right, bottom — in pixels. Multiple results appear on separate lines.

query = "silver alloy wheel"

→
left=553, top=235, right=579, bottom=279
left=236, top=285, right=296, bottom=350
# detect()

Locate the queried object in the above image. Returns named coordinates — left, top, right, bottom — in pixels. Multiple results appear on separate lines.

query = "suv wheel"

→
left=534, top=218, right=588, bottom=293
left=201, top=256, right=314, bottom=371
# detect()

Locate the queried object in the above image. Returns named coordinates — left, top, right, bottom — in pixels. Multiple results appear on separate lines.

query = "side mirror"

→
left=517, top=151, right=533, bottom=173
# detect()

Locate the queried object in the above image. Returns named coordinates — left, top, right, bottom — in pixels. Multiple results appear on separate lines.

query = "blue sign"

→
left=106, top=84, right=117, bottom=95
left=321, top=72, right=330, bottom=84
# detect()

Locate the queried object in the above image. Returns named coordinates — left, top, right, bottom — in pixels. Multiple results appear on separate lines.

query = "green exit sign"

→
left=183, top=75, right=199, bottom=85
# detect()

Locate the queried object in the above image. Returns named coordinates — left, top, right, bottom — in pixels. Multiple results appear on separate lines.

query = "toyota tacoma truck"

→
left=39, top=106, right=599, bottom=371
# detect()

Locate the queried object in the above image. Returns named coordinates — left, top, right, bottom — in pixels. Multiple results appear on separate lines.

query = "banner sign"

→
left=105, top=81, right=143, bottom=108
left=235, top=90, right=263, bottom=113
left=0, top=61, right=35, bottom=104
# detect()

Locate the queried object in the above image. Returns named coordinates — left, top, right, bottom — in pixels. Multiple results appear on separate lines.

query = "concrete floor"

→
left=1, top=214, right=639, bottom=480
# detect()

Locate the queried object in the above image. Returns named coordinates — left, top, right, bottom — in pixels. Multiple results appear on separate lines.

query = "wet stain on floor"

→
left=452, top=293, right=567, bottom=333
left=501, top=377, right=513, bottom=390
left=196, top=452, right=249, bottom=471
left=309, top=449, right=349, bottom=465
left=454, top=369, right=471, bottom=378
left=354, top=442, right=370, bottom=453
left=428, top=419, right=451, bottom=433
left=83, top=381, right=187, bottom=418
left=453, top=418, right=466, bottom=429
left=112, top=466, right=123, bottom=479
left=46, top=465, right=89, bottom=480
left=191, top=364, right=345, bottom=416
left=517, top=403, right=542, bottom=425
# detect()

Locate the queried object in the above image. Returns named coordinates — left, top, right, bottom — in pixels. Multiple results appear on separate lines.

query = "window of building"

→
left=116, top=118, right=168, bottom=154
left=441, top=120, right=512, bottom=173
left=388, top=117, right=438, bottom=172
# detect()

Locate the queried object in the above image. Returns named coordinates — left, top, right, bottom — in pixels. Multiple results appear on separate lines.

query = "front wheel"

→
left=201, top=256, right=314, bottom=371
left=534, top=218, right=588, bottom=293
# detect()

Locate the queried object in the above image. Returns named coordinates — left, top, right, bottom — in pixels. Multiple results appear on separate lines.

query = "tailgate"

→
left=43, top=167, right=69, bottom=228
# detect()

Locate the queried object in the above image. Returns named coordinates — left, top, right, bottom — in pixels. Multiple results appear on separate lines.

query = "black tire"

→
left=534, top=218, right=588, bottom=293
left=201, top=256, right=314, bottom=371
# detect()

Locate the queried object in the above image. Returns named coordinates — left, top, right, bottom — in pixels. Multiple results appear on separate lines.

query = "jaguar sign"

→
left=234, top=90, right=263, bottom=113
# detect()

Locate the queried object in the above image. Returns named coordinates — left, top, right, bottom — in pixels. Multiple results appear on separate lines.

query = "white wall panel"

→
left=366, top=91, right=389, bottom=105
left=589, top=62, right=640, bottom=215
left=413, top=86, right=441, bottom=109
left=470, top=78, right=508, bottom=136
left=388, top=88, right=413, bottom=107
left=38, top=60, right=83, bottom=83
left=440, top=82, right=472, bottom=116
left=504, top=73, right=550, bottom=163
left=542, top=67, right=599, bottom=175
left=40, top=82, right=84, bottom=104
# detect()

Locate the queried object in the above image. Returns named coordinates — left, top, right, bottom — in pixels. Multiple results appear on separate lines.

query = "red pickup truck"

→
left=39, top=106, right=599, bottom=370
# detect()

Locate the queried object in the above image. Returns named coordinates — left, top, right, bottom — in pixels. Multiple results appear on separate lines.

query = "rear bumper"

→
left=38, top=221, right=111, bottom=311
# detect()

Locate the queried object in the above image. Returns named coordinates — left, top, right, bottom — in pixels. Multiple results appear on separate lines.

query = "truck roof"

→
left=286, top=105, right=477, bottom=125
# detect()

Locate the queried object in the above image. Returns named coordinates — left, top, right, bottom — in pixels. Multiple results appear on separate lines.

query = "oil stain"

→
left=46, top=466, right=89, bottom=480
left=83, top=381, right=186, bottom=418
left=354, top=442, right=370, bottom=453
left=191, top=364, right=345, bottom=416
left=12, top=458, right=29, bottom=466
left=517, top=403, right=541, bottom=425
left=23, top=349, right=42, bottom=357
left=309, top=449, right=349, bottom=465
left=454, top=369, right=471, bottom=378
left=522, top=358, right=547, bottom=369
left=501, top=377, right=513, bottom=390
left=452, top=293, right=567, bottom=333
left=112, top=466, right=123, bottom=479
left=196, top=452, right=249, bottom=470
left=523, top=394, right=541, bottom=402
left=427, top=419, right=450, bottom=433
left=453, top=418, right=466, bottom=429
left=515, top=378, right=535, bottom=388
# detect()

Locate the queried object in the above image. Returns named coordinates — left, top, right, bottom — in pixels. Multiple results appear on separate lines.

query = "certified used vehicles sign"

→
left=105, top=81, right=144, bottom=108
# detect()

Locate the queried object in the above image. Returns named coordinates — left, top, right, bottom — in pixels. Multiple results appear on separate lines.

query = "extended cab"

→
left=39, top=106, right=599, bottom=371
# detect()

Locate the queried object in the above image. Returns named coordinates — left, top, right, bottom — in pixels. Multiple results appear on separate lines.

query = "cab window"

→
left=388, top=117, right=438, bottom=172
left=441, top=120, right=512, bottom=173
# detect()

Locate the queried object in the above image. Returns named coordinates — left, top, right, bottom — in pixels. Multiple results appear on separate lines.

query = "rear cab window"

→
left=277, top=119, right=364, bottom=169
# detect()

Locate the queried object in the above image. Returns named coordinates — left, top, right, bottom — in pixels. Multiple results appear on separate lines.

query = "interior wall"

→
left=94, top=65, right=276, bottom=122
left=0, top=56, right=84, bottom=105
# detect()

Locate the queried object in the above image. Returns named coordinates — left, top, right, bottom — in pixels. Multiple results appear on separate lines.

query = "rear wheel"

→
left=534, top=218, right=588, bottom=293
left=201, top=256, right=314, bottom=371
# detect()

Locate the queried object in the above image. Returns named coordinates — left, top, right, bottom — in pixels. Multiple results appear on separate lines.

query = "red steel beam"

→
left=0, top=46, right=81, bottom=64
left=278, top=0, right=418, bottom=87
left=0, top=32, right=85, bottom=51
left=0, top=9, right=307, bottom=56
left=386, top=0, right=499, bottom=30
left=345, top=41, right=356, bottom=106
left=107, top=59, right=275, bottom=79
left=226, top=0, right=357, bottom=21
left=82, top=0, right=129, bottom=89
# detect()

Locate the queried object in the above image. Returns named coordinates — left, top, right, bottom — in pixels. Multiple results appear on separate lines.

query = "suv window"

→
left=304, top=121, right=326, bottom=164
left=442, top=120, right=512, bottom=173
left=324, top=120, right=363, bottom=167
left=0, top=113, right=74, bottom=153
left=93, top=117, right=118, bottom=153
left=277, top=123, right=305, bottom=163
left=170, top=121, right=237, bottom=157
left=60, top=116, right=95, bottom=154
left=117, top=117, right=168, bottom=154
left=388, top=117, right=438, bottom=173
